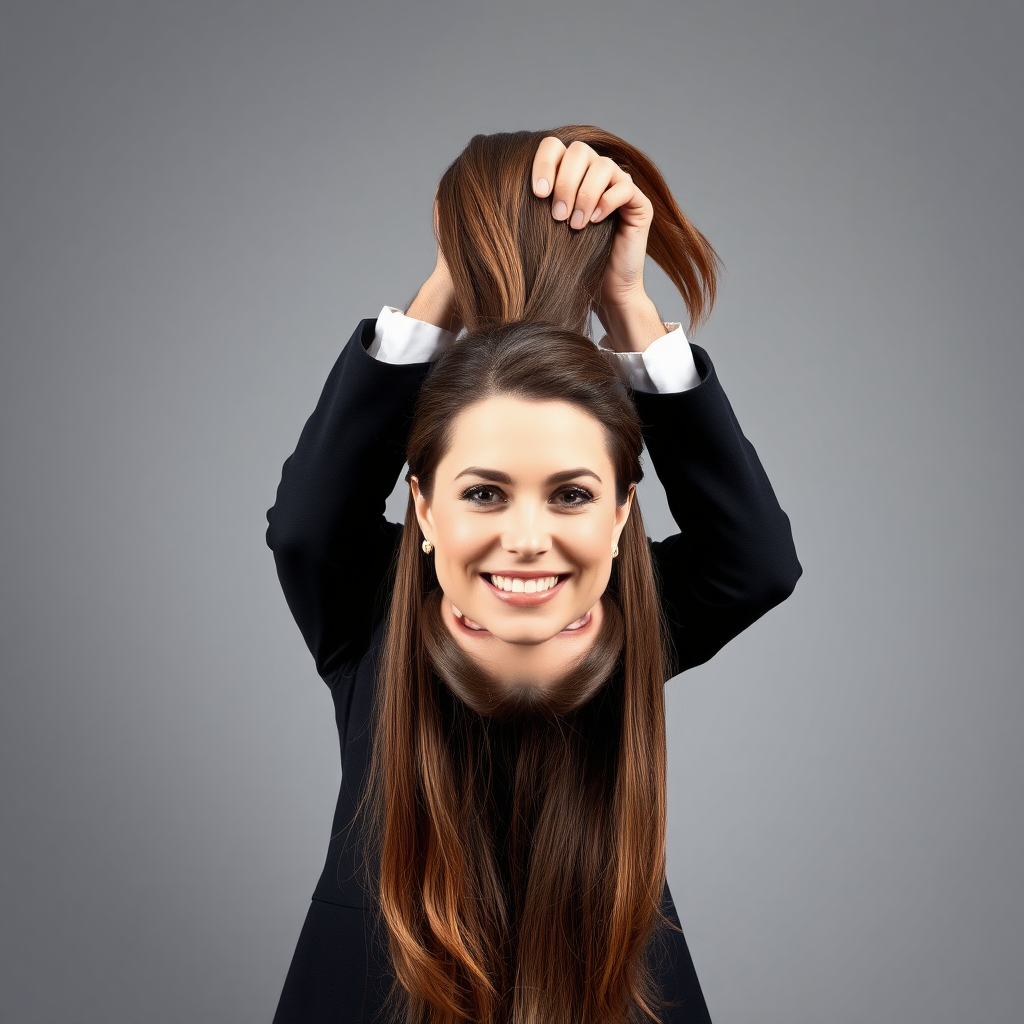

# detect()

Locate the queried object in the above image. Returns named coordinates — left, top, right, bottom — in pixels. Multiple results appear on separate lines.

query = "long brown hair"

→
left=435, top=125, right=721, bottom=336
left=362, top=322, right=677, bottom=1024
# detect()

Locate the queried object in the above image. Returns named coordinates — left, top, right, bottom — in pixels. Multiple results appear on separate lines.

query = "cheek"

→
left=432, top=507, right=494, bottom=571
left=561, top=514, right=618, bottom=569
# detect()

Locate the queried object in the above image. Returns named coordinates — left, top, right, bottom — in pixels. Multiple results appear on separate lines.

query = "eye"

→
left=553, top=485, right=595, bottom=509
left=460, top=485, right=506, bottom=506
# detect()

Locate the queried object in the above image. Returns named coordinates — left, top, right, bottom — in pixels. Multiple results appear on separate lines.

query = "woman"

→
left=266, top=127, right=802, bottom=1023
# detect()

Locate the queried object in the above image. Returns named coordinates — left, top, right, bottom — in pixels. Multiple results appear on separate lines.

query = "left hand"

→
left=531, top=137, right=654, bottom=312
left=404, top=195, right=463, bottom=335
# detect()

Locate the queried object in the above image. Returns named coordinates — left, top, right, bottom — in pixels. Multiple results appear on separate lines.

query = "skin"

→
left=406, top=138, right=662, bottom=689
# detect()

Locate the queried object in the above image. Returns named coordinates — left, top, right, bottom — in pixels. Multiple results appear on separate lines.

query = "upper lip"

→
left=480, top=570, right=570, bottom=579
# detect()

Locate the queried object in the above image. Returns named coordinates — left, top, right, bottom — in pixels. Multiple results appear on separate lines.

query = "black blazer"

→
left=265, top=318, right=802, bottom=1019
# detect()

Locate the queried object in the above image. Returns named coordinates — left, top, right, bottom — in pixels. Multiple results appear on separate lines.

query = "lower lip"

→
left=480, top=574, right=569, bottom=607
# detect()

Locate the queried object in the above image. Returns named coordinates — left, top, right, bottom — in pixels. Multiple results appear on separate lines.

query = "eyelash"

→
left=459, top=485, right=596, bottom=509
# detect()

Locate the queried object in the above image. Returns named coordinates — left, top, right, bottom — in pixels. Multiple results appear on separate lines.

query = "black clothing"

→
left=266, top=319, right=802, bottom=1022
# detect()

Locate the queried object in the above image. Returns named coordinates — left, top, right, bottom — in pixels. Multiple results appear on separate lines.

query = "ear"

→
left=409, top=475, right=435, bottom=542
left=612, top=483, right=635, bottom=547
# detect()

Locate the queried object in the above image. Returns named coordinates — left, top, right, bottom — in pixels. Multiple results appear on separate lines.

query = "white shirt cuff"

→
left=596, top=323, right=701, bottom=393
left=367, top=305, right=455, bottom=364
left=368, top=307, right=700, bottom=393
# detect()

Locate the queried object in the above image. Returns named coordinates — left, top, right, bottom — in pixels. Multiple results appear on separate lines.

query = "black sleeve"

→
left=265, top=319, right=432, bottom=680
left=632, top=343, right=803, bottom=678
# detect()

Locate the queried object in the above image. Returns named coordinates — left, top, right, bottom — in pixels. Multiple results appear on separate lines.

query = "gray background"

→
left=2, top=1, right=1021, bottom=1021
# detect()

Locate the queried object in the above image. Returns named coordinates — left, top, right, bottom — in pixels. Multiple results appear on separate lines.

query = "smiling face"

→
left=411, top=394, right=633, bottom=689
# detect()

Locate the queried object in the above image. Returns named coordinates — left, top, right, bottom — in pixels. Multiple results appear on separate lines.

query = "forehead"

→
left=439, top=396, right=611, bottom=475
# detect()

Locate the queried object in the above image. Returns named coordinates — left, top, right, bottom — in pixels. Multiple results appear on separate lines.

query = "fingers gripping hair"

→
left=435, top=125, right=721, bottom=336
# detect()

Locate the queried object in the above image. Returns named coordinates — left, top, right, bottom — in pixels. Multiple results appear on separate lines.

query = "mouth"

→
left=479, top=572, right=571, bottom=606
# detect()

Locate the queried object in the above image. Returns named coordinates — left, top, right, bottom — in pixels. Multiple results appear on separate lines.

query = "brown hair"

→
left=435, top=124, right=721, bottom=336
left=362, top=321, right=677, bottom=1024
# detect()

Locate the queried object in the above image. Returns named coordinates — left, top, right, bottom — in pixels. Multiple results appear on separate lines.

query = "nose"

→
left=501, top=499, right=551, bottom=559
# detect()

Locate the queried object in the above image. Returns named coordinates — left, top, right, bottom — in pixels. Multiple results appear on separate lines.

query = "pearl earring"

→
left=421, top=539, right=433, bottom=555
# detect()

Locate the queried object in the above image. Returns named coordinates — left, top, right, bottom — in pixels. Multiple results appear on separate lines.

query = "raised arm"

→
left=635, top=351, right=802, bottom=676
left=265, top=323, right=427, bottom=679
left=266, top=265, right=460, bottom=680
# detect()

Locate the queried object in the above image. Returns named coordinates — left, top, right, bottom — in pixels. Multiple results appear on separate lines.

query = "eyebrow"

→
left=453, top=466, right=603, bottom=485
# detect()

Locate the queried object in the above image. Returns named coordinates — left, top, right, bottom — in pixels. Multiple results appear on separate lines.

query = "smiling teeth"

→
left=489, top=574, right=559, bottom=593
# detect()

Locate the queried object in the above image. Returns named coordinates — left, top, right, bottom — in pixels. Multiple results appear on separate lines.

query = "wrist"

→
left=596, top=293, right=667, bottom=353
left=406, top=271, right=461, bottom=334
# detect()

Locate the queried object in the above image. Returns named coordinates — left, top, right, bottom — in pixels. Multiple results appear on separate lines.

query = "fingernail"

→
left=552, top=200, right=567, bottom=220
left=570, top=209, right=585, bottom=229
left=535, top=177, right=549, bottom=196
left=590, top=207, right=602, bottom=222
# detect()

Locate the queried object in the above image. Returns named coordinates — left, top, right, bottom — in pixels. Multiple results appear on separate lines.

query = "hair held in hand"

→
left=435, top=124, right=721, bottom=336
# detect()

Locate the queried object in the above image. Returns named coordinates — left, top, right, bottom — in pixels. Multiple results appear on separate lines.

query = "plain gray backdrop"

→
left=2, top=2, right=1021, bottom=1021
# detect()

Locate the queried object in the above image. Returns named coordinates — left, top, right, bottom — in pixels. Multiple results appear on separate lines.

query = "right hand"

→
left=532, top=137, right=664, bottom=352
left=531, top=137, right=654, bottom=309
